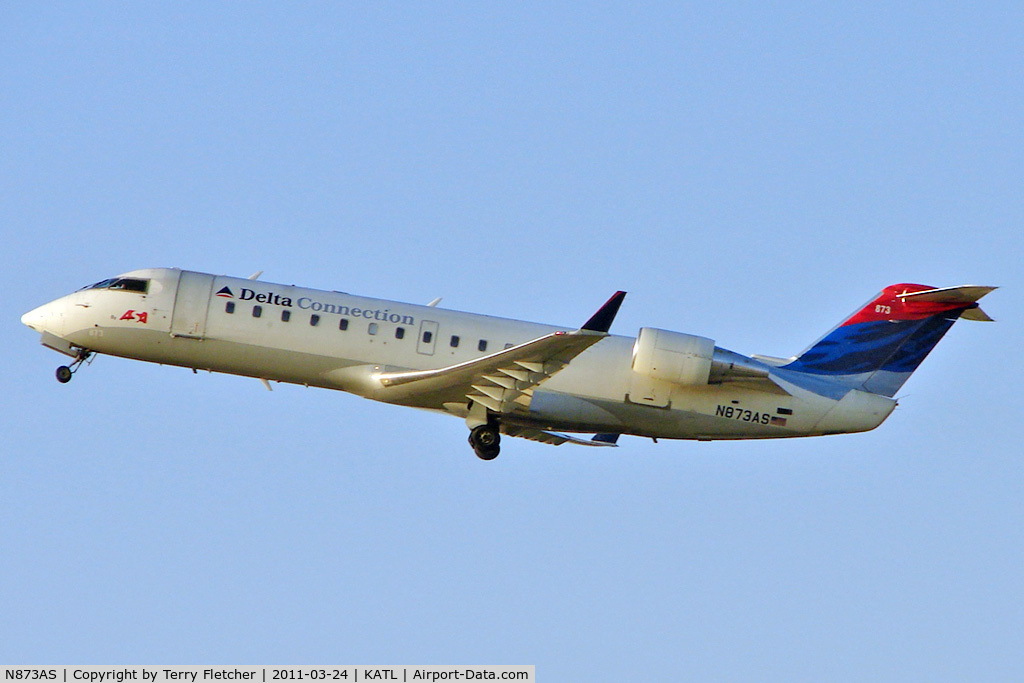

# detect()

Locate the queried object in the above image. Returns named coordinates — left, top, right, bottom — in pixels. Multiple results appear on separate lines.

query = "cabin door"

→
left=170, top=271, right=215, bottom=339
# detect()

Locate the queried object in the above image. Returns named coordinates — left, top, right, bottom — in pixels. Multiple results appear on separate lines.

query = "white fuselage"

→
left=21, top=268, right=896, bottom=443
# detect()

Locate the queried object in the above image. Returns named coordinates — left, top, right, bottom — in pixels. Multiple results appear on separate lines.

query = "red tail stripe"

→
left=843, top=284, right=969, bottom=326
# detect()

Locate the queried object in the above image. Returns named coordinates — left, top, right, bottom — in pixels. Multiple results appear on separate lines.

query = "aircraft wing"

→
left=377, top=328, right=607, bottom=412
left=376, top=291, right=626, bottom=414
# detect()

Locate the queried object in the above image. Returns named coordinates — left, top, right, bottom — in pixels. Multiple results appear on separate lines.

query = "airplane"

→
left=21, top=268, right=995, bottom=459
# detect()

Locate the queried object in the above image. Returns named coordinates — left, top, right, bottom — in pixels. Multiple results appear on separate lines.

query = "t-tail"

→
left=778, top=284, right=997, bottom=397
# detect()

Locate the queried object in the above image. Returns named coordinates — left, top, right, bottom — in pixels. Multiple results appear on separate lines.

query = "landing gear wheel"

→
left=476, top=446, right=500, bottom=461
left=54, top=349, right=93, bottom=384
left=469, top=424, right=501, bottom=460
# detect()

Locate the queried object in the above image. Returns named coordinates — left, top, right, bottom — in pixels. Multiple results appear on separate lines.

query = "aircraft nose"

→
left=21, top=304, right=51, bottom=332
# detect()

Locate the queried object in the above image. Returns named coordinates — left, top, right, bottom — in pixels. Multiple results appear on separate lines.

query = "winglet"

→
left=582, top=291, right=626, bottom=332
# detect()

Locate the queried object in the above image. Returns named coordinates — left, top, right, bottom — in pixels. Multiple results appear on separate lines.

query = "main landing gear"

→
left=55, top=349, right=93, bottom=384
left=469, top=423, right=501, bottom=460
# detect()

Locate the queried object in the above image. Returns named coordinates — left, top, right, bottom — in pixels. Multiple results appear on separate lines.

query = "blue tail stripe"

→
left=880, top=314, right=958, bottom=373
left=784, top=319, right=927, bottom=374
left=784, top=312, right=961, bottom=377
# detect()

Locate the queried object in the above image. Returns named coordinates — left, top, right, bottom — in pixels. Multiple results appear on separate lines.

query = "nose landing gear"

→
left=55, top=349, right=93, bottom=384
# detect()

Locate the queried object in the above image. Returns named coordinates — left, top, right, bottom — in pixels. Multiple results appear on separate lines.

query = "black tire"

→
left=472, top=424, right=500, bottom=448
left=475, top=445, right=500, bottom=461
left=56, top=366, right=73, bottom=383
left=469, top=425, right=501, bottom=460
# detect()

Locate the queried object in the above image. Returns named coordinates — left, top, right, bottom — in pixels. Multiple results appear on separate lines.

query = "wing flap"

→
left=501, top=424, right=620, bottom=447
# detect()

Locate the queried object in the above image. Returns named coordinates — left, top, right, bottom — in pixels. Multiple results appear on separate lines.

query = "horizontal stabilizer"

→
left=897, top=285, right=997, bottom=304
left=960, top=307, right=995, bottom=322
left=898, top=285, right=997, bottom=322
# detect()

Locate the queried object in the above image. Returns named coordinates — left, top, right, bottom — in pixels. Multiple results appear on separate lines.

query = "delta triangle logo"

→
left=216, top=286, right=234, bottom=298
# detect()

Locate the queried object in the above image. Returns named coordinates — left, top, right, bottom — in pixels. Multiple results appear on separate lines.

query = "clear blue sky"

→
left=2, top=3, right=1021, bottom=680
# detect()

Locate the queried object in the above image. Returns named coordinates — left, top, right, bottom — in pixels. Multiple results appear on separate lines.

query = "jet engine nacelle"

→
left=632, top=327, right=772, bottom=387
left=632, top=327, right=716, bottom=386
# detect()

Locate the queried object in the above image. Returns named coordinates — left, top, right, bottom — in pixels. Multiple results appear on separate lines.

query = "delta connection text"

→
left=237, top=288, right=415, bottom=325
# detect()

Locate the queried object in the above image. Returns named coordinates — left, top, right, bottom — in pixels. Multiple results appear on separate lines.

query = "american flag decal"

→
left=770, top=416, right=787, bottom=426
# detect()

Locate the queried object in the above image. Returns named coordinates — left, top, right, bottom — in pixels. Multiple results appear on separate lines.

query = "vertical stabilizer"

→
left=781, top=284, right=995, bottom=397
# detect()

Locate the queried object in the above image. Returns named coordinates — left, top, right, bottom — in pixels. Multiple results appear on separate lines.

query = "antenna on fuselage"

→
left=427, top=297, right=442, bottom=307
left=248, top=270, right=264, bottom=280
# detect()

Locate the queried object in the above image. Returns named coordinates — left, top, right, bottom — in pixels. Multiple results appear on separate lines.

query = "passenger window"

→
left=252, top=305, right=262, bottom=318
left=450, top=335, right=460, bottom=348
left=339, top=318, right=349, bottom=331
left=311, top=314, right=320, bottom=327
left=423, top=331, right=433, bottom=344
left=395, top=327, right=405, bottom=339
left=281, top=310, right=291, bottom=322
left=368, top=323, right=378, bottom=335
left=478, top=340, right=488, bottom=352
left=225, top=302, right=235, bottom=314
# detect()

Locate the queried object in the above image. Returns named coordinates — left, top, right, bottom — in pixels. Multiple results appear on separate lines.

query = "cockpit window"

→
left=82, top=278, right=149, bottom=293
left=82, top=279, right=116, bottom=290
left=108, top=278, right=149, bottom=292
